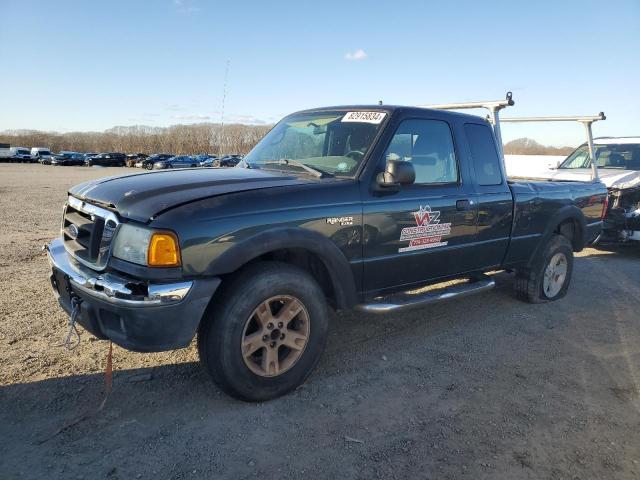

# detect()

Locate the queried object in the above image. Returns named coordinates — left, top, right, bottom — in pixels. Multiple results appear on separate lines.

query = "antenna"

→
left=218, top=59, right=230, bottom=155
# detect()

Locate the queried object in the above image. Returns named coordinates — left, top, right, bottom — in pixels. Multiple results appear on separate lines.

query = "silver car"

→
left=153, top=155, right=199, bottom=170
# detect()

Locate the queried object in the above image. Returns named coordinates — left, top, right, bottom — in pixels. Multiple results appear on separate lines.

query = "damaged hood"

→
left=69, top=167, right=313, bottom=222
left=527, top=168, right=640, bottom=190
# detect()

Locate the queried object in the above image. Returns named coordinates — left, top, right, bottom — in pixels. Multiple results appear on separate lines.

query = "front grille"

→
left=62, top=196, right=119, bottom=270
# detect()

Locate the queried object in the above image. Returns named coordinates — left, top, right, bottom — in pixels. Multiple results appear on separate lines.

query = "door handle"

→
left=456, top=199, right=471, bottom=211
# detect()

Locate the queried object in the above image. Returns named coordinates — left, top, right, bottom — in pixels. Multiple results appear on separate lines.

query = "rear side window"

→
left=464, top=123, right=503, bottom=186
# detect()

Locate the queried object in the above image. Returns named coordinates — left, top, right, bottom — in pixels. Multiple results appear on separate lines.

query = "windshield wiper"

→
left=262, top=159, right=332, bottom=178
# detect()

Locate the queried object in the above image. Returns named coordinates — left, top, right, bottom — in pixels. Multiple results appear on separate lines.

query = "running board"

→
left=355, top=275, right=495, bottom=314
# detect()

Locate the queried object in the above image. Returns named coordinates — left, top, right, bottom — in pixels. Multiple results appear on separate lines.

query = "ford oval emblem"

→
left=68, top=224, right=79, bottom=239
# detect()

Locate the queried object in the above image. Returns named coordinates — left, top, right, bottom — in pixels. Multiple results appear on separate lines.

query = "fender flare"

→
left=529, top=205, right=586, bottom=265
left=205, top=227, right=358, bottom=309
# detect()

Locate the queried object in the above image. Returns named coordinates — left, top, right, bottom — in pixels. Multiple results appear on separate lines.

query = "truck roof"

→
left=293, top=105, right=490, bottom=123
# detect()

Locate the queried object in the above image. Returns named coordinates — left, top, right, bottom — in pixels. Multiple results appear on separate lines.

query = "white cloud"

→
left=344, top=49, right=368, bottom=61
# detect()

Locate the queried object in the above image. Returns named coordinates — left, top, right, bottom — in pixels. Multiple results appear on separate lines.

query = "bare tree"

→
left=0, top=123, right=272, bottom=156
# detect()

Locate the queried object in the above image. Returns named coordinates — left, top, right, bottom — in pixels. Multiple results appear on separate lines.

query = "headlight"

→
left=112, top=224, right=181, bottom=267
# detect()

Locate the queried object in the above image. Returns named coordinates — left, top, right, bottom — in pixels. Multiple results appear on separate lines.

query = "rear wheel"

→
left=198, top=262, right=329, bottom=401
left=145, top=163, right=153, bottom=170
left=514, top=234, right=573, bottom=303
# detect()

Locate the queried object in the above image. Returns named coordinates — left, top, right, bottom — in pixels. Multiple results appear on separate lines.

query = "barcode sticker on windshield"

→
left=342, top=111, right=386, bottom=124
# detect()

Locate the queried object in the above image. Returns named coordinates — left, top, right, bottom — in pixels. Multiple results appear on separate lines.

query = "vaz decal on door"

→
left=399, top=205, right=452, bottom=252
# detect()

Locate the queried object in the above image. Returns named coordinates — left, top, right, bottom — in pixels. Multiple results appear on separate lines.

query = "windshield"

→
left=559, top=143, right=640, bottom=171
left=242, top=110, right=386, bottom=176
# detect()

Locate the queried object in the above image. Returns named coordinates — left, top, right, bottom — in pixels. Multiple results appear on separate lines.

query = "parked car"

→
left=152, top=155, right=198, bottom=169
left=31, top=147, right=53, bottom=164
left=533, top=137, right=640, bottom=243
left=85, top=152, right=126, bottom=167
left=211, top=154, right=242, bottom=168
left=199, top=157, right=218, bottom=167
left=126, top=153, right=148, bottom=167
left=51, top=152, right=86, bottom=166
left=193, top=154, right=215, bottom=165
left=136, top=153, right=173, bottom=170
left=46, top=101, right=607, bottom=401
left=9, top=147, right=33, bottom=162
left=196, top=155, right=218, bottom=167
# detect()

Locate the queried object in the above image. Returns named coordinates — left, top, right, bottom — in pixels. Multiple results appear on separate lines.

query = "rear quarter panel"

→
left=504, top=180, right=606, bottom=267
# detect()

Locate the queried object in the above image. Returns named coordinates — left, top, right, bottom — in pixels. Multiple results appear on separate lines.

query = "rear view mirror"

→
left=376, top=159, right=415, bottom=188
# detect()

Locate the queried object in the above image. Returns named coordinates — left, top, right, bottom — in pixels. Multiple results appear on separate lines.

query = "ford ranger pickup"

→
left=46, top=102, right=607, bottom=401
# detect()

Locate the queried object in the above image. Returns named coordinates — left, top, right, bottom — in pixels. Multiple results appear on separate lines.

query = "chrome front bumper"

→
left=46, top=237, right=192, bottom=307
left=45, top=237, right=221, bottom=352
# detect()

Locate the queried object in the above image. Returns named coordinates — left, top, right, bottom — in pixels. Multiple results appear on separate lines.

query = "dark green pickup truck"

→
left=46, top=104, right=607, bottom=400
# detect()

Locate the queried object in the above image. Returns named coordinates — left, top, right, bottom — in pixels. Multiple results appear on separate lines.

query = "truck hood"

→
left=69, top=167, right=313, bottom=222
left=527, top=168, right=640, bottom=190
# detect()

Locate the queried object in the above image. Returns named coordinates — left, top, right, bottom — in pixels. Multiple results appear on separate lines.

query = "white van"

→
left=10, top=147, right=33, bottom=162
left=31, top=147, right=53, bottom=163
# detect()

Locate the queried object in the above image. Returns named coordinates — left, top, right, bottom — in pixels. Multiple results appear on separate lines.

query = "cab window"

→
left=383, top=119, right=458, bottom=185
left=464, top=123, right=503, bottom=186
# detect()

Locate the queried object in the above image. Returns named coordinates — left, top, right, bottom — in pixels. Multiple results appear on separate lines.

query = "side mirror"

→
left=376, top=159, right=415, bottom=188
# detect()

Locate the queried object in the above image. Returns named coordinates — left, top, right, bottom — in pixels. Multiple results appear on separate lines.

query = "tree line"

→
left=0, top=123, right=273, bottom=155
left=504, top=137, right=573, bottom=156
left=1, top=124, right=574, bottom=158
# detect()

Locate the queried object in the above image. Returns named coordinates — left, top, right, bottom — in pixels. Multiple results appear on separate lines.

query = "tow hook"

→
left=52, top=296, right=82, bottom=350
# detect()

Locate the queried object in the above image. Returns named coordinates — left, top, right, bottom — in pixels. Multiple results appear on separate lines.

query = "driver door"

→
left=362, top=117, right=478, bottom=296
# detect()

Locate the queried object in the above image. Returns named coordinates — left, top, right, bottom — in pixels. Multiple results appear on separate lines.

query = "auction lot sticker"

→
left=342, top=111, right=387, bottom=124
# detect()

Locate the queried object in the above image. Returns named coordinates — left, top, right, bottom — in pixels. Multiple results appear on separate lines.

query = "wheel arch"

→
left=528, top=205, right=586, bottom=266
left=205, top=227, right=358, bottom=310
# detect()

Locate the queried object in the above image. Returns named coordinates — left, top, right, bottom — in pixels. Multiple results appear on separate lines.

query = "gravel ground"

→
left=1, top=163, right=639, bottom=479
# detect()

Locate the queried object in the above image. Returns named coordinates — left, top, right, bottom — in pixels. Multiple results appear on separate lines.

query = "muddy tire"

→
left=514, top=234, right=573, bottom=303
left=198, top=262, right=329, bottom=401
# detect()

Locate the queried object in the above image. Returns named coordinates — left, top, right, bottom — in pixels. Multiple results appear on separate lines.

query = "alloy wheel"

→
left=240, top=296, right=310, bottom=377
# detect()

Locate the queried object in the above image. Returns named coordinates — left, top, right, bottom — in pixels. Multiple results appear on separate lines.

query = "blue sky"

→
left=0, top=0, right=638, bottom=146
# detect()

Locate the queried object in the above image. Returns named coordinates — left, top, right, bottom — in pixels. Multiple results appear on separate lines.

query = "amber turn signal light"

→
left=147, top=232, right=181, bottom=267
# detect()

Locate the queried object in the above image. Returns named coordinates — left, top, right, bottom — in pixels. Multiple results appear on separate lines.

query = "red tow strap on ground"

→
left=38, top=341, right=114, bottom=443
left=99, top=341, right=113, bottom=410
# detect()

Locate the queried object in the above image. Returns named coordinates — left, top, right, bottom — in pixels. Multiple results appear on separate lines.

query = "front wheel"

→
left=514, top=234, right=574, bottom=303
left=198, top=262, right=329, bottom=401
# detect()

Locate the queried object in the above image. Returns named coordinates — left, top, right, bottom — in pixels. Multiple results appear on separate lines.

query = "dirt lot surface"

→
left=1, top=163, right=639, bottom=479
